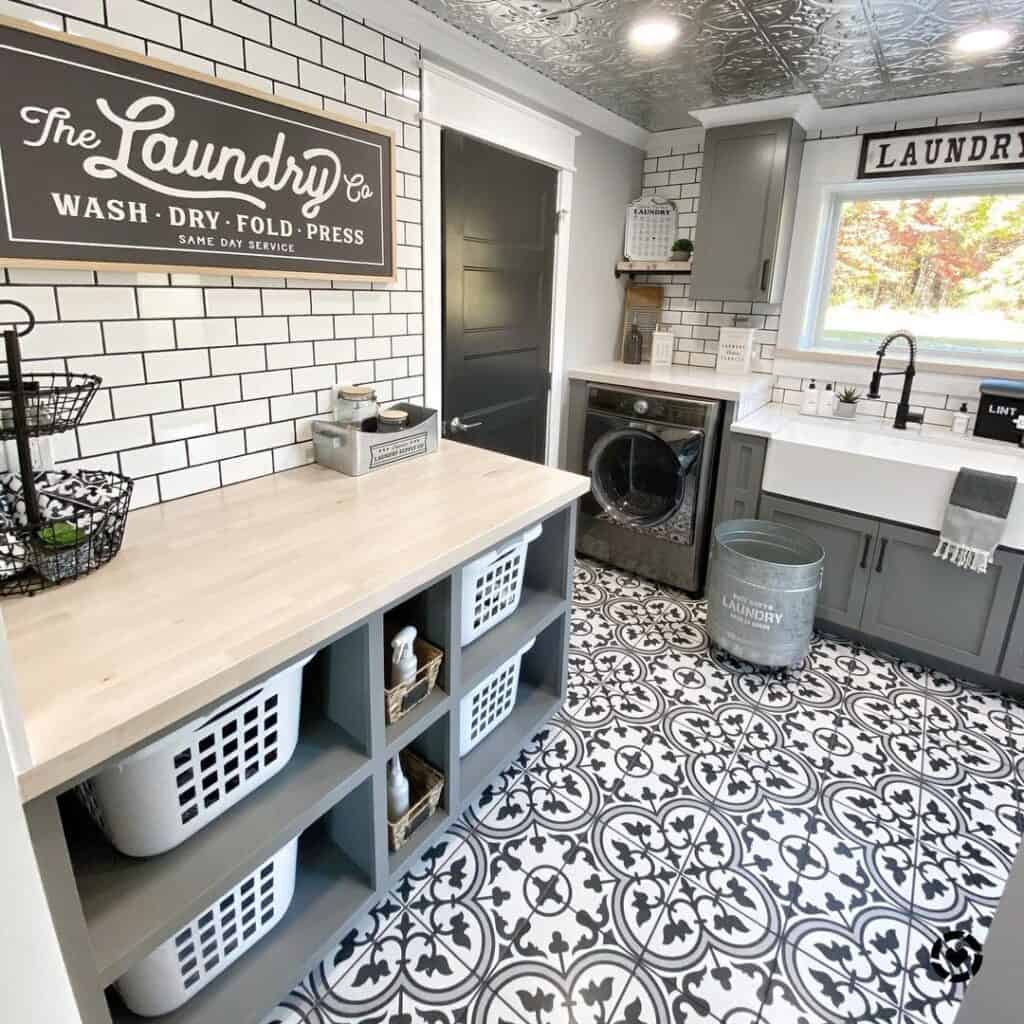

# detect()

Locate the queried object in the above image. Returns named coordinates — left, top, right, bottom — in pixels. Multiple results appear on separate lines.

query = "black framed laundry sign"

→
left=0, top=17, right=395, bottom=281
left=858, top=118, right=1024, bottom=180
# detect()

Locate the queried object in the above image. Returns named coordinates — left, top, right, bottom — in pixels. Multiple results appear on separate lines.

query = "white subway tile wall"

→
left=644, top=112, right=1018, bottom=426
left=640, top=137, right=782, bottom=375
left=0, top=0, right=422, bottom=508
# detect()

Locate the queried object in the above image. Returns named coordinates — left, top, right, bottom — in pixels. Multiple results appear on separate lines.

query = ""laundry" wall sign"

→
left=0, top=17, right=395, bottom=281
left=858, top=118, right=1024, bottom=180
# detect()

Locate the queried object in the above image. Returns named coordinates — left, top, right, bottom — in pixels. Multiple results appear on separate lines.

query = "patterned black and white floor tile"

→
left=263, top=557, right=1024, bottom=1024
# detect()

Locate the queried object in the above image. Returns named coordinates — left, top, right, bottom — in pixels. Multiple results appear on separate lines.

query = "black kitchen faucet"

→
left=867, top=331, right=923, bottom=430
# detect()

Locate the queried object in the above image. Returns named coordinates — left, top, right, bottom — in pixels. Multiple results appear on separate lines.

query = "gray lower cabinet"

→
left=759, top=494, right=877, bottom=629
left=862, top=521, right=1024, bottom=675
left=760, top=493, right=1024, bottom=678
left=1000, top=600, right=1024, bottom=684
left=714, top=428, right=767, bottom=527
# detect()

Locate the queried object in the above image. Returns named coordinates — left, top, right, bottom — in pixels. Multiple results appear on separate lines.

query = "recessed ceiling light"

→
left=629, top=19, right=680, bottom=50
left=954, top=26, right=1012, bottom=53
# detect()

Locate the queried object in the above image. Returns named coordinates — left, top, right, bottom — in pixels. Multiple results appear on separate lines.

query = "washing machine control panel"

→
left=587, top=386, right=709, bottom=428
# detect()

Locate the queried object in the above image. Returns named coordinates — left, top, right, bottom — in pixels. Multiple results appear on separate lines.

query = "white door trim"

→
left=421, top=61, right=578, bottom=466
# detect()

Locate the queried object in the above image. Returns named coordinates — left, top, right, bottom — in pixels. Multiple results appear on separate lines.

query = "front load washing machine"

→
left=567, top=382, right=722, bottom=593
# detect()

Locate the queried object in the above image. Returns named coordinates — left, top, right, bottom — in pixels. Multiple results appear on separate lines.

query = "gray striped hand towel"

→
left=933, top=468, right=1017, bottom=573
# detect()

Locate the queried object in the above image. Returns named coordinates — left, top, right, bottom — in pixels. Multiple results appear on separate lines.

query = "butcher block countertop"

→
left=2, top=442, right=589, bottom=802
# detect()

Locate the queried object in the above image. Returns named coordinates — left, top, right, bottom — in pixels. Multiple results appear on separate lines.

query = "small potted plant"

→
left=34, top=519, right=90, bottom=582
left=835, top=386, right=860, bottom=419
left=671, top=238, right=694, bottom=262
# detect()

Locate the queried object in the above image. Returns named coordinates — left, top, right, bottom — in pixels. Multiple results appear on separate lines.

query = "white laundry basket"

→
left=459, top=638, right=535, bottom=756
left=115, top=837, right=298, bottom=1017
left=79, top=652, right=314, bottom=858
left=461, top=523, right=543, bottom=645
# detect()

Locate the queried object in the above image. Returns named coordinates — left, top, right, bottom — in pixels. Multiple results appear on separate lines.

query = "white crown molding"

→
left=334, top=0, right=650, bottom=150
left=802, top=84, right=1024, bottom=133
left=421, top=60, right=580, bottom=141
left=690, top=94, right=821, bottom=130
left=650, top=84, right=1024, bottom=153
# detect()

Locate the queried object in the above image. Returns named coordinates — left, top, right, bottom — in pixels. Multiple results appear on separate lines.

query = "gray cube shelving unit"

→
left=22, top=503, right=576, bottom=1024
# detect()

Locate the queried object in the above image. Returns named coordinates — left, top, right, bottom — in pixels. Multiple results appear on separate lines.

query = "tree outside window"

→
left=818, top=192, right=1024, bottom=359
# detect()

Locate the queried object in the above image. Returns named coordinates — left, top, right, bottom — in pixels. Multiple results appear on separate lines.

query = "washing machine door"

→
left=587, top=420, right=703, bottom=530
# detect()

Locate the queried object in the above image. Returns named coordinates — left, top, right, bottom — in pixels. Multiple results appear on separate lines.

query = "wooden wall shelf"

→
left=24, top=502, right=578, bottom=1024
left=615, top=259, right=693, bottom=278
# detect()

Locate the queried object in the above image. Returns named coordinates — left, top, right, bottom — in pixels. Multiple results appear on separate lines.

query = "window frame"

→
left=803, top=175, right=1024, bottom=366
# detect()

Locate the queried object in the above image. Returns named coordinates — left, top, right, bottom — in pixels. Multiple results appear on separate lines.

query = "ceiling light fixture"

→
left=629, top=19, right=679, bottom=50
left=954, top=26, right=1011, bottom=53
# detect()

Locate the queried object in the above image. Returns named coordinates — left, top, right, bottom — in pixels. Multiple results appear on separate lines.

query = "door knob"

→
left=449, top=416, right=482, bottom=434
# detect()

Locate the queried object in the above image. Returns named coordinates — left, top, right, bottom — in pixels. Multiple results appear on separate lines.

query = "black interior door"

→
left=442, top=129, right=557, bottom=463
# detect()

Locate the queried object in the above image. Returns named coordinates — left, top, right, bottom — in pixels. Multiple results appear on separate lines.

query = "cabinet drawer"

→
left=862, top=522, right=1023, bottom=675
left=759, top=494, right=876, bottom=630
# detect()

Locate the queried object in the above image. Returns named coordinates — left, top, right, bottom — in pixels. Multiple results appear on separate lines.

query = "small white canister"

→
left=333, top=384, right=377, bottom=428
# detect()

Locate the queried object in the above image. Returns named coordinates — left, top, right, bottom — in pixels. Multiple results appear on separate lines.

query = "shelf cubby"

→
left=457, top=613, right=567, bottom=806
left=108, top=777, right=378, bottom=1024
left=386, top=711, right=451, bottom=877
left=67, top=622, right=375, bottom=986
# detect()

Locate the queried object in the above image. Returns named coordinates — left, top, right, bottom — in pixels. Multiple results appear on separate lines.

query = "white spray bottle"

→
left=391, top=625, right=418, bottom=688
left=387, top=756, right=410, bottom=820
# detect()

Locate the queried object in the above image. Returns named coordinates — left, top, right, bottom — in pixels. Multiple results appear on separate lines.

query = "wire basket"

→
left=0, top=469, right=133, bottom=596
left=0, top=373, right=100, bottom=438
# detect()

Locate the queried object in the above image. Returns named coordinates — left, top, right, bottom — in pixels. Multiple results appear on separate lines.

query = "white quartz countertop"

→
left=568, top=362, right=773, bottom=417
left=734, top=403, right=1024, bottom=549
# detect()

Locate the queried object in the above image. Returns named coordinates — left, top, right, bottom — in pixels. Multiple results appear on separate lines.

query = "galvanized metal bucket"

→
left=706, top=519, right=824, bottom=669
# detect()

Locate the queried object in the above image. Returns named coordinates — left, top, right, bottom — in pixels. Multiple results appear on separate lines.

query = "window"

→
left=812, top=189, right=1024, bottom=361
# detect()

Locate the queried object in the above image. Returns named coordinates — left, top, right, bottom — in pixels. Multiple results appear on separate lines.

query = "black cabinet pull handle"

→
left=760, top=258, right=771, bottom=292
left=860, top=534, right=871, bottom=569
left=875, top=537, right=888, bottom=573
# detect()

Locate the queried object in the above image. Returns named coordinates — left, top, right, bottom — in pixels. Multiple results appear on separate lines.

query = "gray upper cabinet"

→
left=689, top=119, right=804, bottom=304
left=861, top=521, right=1023, bottom=675
left=759, top=494, right=878, bottom=629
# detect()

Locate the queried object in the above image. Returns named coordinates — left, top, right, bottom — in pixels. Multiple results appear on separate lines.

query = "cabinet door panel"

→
left=1000, top=596, right=1024, bottom=684
left=759, top=494, right=876, bottom=629
left=862, top=522, right=1023, bottom=674
left=689, top=119, right=802, bottom=303
left=714, top=431, right=766, bottom=527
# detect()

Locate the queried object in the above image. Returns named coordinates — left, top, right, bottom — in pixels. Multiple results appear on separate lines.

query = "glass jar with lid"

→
left=377, top=407, right=409, bottom=433
left=333, top=385, right=377, bottom=428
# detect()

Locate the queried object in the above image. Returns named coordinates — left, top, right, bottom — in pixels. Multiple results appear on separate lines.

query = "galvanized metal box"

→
left=313, top=404, right=438, bottom=476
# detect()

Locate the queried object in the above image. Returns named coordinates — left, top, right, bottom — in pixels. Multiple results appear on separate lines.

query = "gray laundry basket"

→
left=706, top=519, right=824, bottom=669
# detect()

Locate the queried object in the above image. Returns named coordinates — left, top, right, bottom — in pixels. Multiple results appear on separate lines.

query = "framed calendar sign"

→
left=623, top=196, right=676, bottom=262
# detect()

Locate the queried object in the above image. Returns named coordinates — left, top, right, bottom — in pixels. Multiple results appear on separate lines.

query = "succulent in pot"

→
left=835, top=386, right=860, bottom=419
left=671, top=238, right=694, bottom=262
left=34, top=520, right=90, bottom=583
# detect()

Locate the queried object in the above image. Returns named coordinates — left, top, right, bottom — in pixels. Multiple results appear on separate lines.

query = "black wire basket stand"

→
left=0, top=300, right=133, bottom=596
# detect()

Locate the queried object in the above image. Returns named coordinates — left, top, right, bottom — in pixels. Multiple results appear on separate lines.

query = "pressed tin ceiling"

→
left=408, top=1, right=1024, bottom=130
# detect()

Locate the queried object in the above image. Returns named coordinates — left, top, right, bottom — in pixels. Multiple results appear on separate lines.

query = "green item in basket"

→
left=37, top=521, right=88, bottom=548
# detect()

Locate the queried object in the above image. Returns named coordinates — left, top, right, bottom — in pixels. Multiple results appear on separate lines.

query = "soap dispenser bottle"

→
left=623, top=313, right=643, bottom=365
left=391, top=626, right=418, bottom=688
left=952, top=403, right=970, bottom=435
left=801, top=380, right=818, bottom=415
left=387, top=756, right=410, bottom=821
left=818, top=382, right=835, bottom=417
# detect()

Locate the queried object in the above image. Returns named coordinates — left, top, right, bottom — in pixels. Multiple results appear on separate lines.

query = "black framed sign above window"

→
left=0, top=16, right=396, bottom=281
left=859, top=118, right=1024, bottom=180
